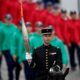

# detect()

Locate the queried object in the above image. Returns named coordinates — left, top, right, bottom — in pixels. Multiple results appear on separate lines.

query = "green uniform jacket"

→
left=30, top=33, right=68, bottom=65
left=11, top=30, right=26, bottom=63
left=30, top=33, right=43, bottom=54
left=11, top=31, right=35, bottom=63
left=1, top=23, right=18, bottom=54
left=0, top=22, right=5, bottom=51
left=50, top=36, right=69, bottom=65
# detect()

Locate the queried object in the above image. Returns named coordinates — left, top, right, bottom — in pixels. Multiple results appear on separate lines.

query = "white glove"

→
left=26, top=52, right=32, bottom=63
left=62, top=64, right=69, bottom=73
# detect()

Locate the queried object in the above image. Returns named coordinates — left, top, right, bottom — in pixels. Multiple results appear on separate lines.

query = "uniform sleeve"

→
left=18, top=38, right=23, bottom=63
left=29, top=37, right=35, bottom=55
left=56, top=22, right=64, bottom=42
left=64, top=22, right=71, bottom=44
left=30, top=49, right=37, bottom=68
left=31, top=11, right=36, bottom=31
left=0, top=31, right=2, bottom=51
left=74, top=25, right=80, bottom=44
left=59, top=41, right=69, bottom=65
left=56, top=48, right=63, bottom=70
left=18, top=36, right=26, bottom=63
left=0, top=29, right=4, bottom=51
left=10, top=33, right=17, bottom=56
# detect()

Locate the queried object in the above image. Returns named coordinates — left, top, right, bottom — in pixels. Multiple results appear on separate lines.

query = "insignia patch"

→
left=50, top=52, right=56, bottom=55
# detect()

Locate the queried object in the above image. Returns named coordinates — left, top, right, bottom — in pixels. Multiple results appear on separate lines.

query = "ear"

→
left=63, top=68, right=69, bottom=78
left=52, top=31, right=55, bottom=35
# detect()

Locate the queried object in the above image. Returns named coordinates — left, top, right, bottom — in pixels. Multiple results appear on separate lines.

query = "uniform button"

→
left=46, top=60, right=48, bottom=62
left=46, top=57, right=48, bottom=59
left=46, top=62, right=48, bottom=64
left=46, top=49, right=48, bottom=51
left=46, top=67, right=48, bottom=69
left=46, top=64, right=48, bottom=66
left=46, top=52, right=48, bottom=54
left=46, top=55, right=48, bottom=57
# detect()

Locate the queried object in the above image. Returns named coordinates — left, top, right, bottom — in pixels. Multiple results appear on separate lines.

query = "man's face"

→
left=19, top=0, right=27, bottom=3
left=43, top=34, right=53, bottom=45
left=79, top=13, right=80, bottom=19
left=37, top=3, right=44, bottom=10
left=71, top=14, right=77, bottom=19
left=35, top=27, right=42, bottom=33
left=53, top=8, right=60, bottom=15
left=27, top=0, right=32, bottom=2
left=61, top=13, right=67, bottom=18
left=18, top=25, right=22, bottom=30
left=47, top=6, right=53, bottom=12
left=27, top=26, right=32, bottom=33
left=4, top=19, right=12, bottom=24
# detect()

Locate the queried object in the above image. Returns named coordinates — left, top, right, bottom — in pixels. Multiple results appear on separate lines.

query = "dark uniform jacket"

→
left=31, top=44, right=62, bottom=76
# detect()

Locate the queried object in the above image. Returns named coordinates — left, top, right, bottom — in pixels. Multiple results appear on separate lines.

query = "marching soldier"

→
left=31, top=27, right=62, bottom=80
left=44, top=3, right=63, bottom=40
left=31, top=0, right=45, bottom=31
left=59, top=9, right=68, bottom=43
left=17, top=20, right=33, bottom=80
left=0, top=21, right=5, bottom=80
left=25, top=21, right=33, bottom=36
left=30, top=21, right=44, bottom=51
left=11, top=21, right=33, bottom=80
left=41, top=1, right=54, bottom=26
left=30, top=24, right=68, bottom=67
left=67, top=11, right=80, bottom=70
left=11, top=22, right=22, bottom=80
left=50, top=25, right=69, bottom=68
left=23, top=22, right=68, bottom=78
left=1, top=14, right=18, bottom=80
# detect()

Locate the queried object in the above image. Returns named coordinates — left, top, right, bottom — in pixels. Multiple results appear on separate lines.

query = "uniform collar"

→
left=43, top=44, right=52, bottom=48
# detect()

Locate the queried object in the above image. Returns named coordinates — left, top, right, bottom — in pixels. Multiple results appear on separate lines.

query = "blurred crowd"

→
left=0, top=0, right=80, bottom=80
left=0, top=0, right=80, bottom=44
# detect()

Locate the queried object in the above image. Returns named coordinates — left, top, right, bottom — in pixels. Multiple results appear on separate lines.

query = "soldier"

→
left=23, top=22, right=68, bottom=78
left=78, top=13, right=80, bottom=69
left=0, top=21, right=5, bottom=80
left=67, top=11, right=80, bottom=70
left=26, top=0, right=37, bottom=22
left=59, top=9, right=69, bottom=43
left=30, top=24, right=68, bottom=67
left=10, top=23, right=22, bottom=80
left=61, top=9, right=68, bottom=19
left=31, top=27, right=62, bottom=80
left=1, top=14, right=18, bottom=80
left=17, top=20, right=33, bottom=80
left=50, top=25, right=69, bottom=69
left=25, top=22, right=32, bottom=34
left=31, top=0, right=45, bottom=31
left=45, top=3, right=63, bottom=40
left=41, top=1, right=54, bottom=26
left=30, top=21, right=44, bottom=53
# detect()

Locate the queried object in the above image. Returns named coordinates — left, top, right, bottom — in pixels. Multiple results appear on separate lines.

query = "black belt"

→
left=35, top=70, right=49, bottom=77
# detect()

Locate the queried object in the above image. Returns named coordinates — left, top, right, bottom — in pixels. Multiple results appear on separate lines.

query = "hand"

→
left=78, top=43, right=80, bottom=47
left=20, top=63, right=23, bottom=68
left=62, top=64, right=69, bottom=73
left=0, top=51, right=2, bottom=57
left=12, top=55, right=17, bottom=61
left=26, top=52, right=32, bottom=63
left=68, top=43, right=71, bottom=47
